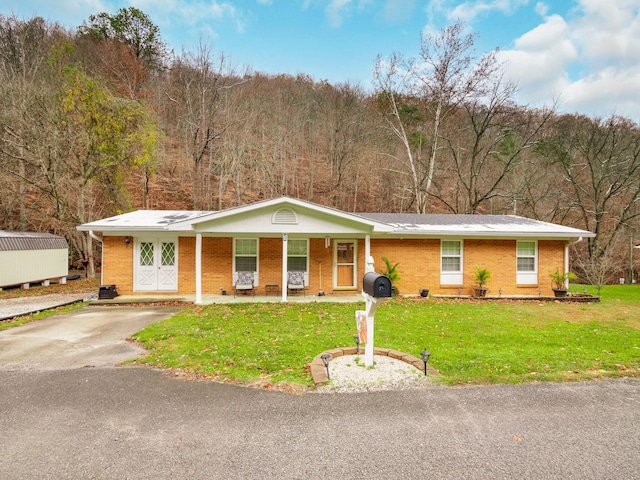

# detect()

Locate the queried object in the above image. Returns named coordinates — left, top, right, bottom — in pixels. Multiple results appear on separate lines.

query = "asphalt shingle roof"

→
left=76, top=198, right=594, bottom=239
left=355, top=213, right=592, bottom=237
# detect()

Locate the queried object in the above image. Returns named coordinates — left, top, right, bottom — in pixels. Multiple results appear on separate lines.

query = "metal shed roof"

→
left=0, top=231, right=68, bottom=251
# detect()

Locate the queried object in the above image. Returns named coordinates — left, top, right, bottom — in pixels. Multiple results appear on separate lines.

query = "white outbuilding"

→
left=0, top=231, right=68, bottom=289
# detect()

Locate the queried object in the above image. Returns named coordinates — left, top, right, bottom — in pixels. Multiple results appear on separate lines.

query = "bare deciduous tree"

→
left=539, top=115, right=640, bottom=259
left=167, top=41, right=245, bottom=208
left=374, top=22, right=501, bottom=213
left=436, top=81, right=555, bottom=213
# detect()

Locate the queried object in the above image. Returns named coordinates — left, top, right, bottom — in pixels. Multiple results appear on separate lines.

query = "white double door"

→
left=134, top=238, right=178, bottom=291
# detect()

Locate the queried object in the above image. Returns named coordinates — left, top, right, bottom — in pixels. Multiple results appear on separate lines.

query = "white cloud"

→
left=382, top=0, right=416, bottom=23
left=322, top=0, right=374, bottom=28
left=326, top=0, right=353, bottom=28
left=498, top=15, right=576, bottom=106
left=445, top=0, right=529, bottom=22
left=134, top=0, right=237, bottom=22
left=1, top=0, right=110, bottom=26
left=534, top=2, right=548, bottom=16
left=131, top=0, right=246, bottom=38
left=498, top=0, right=640, bottom=121
left=571, top=0, right=640, bottom=70
left=562, top=67, right=640, bottom=118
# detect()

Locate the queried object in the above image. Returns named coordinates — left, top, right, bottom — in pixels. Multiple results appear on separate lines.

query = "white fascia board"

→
left=377, top=231, right=594, bottom=240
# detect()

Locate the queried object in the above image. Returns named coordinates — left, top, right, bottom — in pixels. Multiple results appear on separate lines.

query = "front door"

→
left=334, top=241, right=357, bottom=289
left=135, top=239, right=178, bottom=291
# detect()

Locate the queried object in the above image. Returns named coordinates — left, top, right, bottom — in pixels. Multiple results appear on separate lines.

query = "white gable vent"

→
left=272, top=208, right=298, bottom=224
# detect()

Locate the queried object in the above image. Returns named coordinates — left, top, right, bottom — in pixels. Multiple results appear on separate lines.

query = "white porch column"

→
left=564, top=242, right=569, bottom=289
left=195, top=233, right=203, bottom=304
left=365, top=234, right=370, bottom=267
left=281, top=233, right=288, bottom=302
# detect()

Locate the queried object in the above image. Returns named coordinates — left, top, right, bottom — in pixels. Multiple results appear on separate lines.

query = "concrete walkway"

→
left=94, top=292, right=364, bottom=305
left=0, top=291, right=362, bottom=321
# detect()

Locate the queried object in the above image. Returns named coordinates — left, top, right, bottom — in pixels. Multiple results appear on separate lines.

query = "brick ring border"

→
left=309, top=346, right=441, bottom=386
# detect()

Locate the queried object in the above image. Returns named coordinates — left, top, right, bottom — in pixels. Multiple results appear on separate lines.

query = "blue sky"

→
left=3, top=1, right=640, bottom=121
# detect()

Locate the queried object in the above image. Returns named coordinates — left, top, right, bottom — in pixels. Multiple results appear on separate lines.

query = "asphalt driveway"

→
left=0, top=305, right=184, bottom=370
left=0, top=305, right=639, bottom=479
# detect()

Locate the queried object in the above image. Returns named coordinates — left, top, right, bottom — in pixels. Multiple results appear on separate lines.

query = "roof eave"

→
left=77, top=225, right=171, bottom=232
left=382, top=230, right=595, bottom=239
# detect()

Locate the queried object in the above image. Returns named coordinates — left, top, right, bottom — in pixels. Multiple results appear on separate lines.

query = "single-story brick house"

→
left=77, top=196, right=594, bottom=302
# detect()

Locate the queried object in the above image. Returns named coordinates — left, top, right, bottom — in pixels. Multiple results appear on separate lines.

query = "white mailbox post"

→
left=360, top=256, right=391, bottom=367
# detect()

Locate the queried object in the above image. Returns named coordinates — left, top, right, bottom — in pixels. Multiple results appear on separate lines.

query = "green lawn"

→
left=132, top=285, right=640, bottom=388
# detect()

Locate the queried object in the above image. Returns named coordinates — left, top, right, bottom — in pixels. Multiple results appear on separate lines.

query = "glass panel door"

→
left=158, top=241, right=178, bottom=290
left=135, top=239, right=178, bottom=291
left=335, top=241, right=356, bottom=288
left=136, top=241, right=157, bottom=291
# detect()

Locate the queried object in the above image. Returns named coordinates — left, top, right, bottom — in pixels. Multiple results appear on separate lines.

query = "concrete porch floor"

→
left=92, top=292, right=364, bottom=305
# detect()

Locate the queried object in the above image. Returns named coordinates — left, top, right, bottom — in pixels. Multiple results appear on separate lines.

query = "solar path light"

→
left=420, top=349, right=431, bottom=376
left=321, top=353, right=331, bottom=380
left=353, top=334, right=360, bottom=354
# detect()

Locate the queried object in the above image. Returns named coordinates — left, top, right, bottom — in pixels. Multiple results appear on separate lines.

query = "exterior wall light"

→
left=420, top=349, right=431, bottom=376
left=124, top=236, right=130, bottom=245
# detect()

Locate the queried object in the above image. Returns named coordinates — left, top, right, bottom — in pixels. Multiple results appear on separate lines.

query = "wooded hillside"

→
left=1, top=11, right=639, bottom=283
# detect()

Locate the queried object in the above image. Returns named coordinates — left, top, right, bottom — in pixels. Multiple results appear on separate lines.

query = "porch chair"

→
left=234, top=271, right=255, bottom=297
left=287, top=271, right=306, bottom=297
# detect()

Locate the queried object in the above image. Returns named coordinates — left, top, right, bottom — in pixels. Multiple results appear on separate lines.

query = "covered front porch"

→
left=165, top=199, right=392, bottom=304
left=190, top=233, right=375, bottom=304
left=78, top=197, right=393, bottom=299
left=92, top=292, right=364, bottom=305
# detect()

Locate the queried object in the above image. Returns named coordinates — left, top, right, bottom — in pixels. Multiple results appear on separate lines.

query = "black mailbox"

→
left=363, top=272, right=392, bottom=298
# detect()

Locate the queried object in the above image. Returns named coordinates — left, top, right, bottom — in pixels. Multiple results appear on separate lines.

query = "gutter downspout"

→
left=565, top=237, right=583, bottom=289
left=89, top=230, right=104, bottom=285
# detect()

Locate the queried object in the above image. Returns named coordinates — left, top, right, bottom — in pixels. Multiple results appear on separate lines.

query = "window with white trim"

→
left=516, top=240, right=538, bottom=284
left=287, top=239, right=308, bottom=272
left=234, top=238, right=258, bottom=273
left=441, top=240, right=463, bottom=284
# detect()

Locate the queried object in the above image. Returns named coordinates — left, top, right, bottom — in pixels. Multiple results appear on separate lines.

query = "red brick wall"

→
left=102, top=235, right=567, bottom=297
left=102, top=236, right=134, bottom=293
left=368, top=238, right=566, bottom=296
